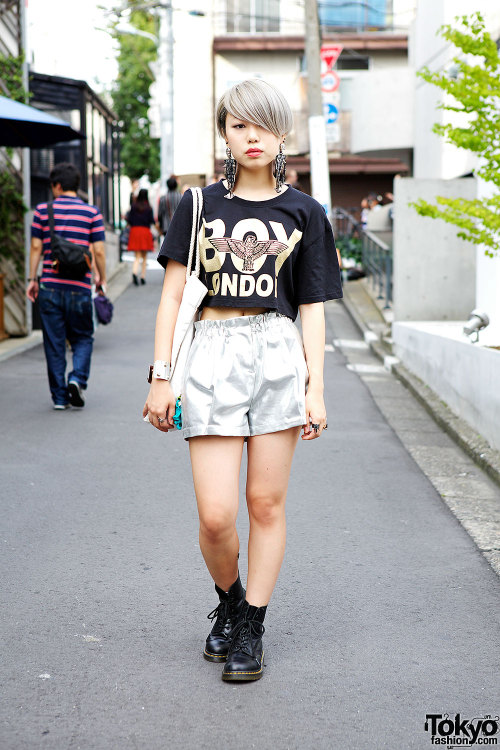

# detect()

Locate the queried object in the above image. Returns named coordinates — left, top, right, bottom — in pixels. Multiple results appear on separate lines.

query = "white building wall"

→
left=350, top=67, right=414, bottom=153
left=412, top=0, right=500, bottom=179
left=369, top=52, right=410, bottom=70
left=172, top=3, right=214, bottom=178
left=392, top=0, right=417, bottom=30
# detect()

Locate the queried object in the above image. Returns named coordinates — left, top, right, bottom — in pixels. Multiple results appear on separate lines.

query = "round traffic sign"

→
left=321, top=70, right=340, bottom=93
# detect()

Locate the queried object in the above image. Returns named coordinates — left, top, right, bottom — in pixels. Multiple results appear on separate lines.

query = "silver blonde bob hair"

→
left=216, top=79, right=293, bottom=139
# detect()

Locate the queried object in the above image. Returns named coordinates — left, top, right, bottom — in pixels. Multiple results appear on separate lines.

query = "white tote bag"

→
left=169, top=187, right=207, bottom=400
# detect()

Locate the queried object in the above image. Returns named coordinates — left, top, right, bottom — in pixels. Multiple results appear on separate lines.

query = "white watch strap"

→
left=152, top=360, right=171, bottom=380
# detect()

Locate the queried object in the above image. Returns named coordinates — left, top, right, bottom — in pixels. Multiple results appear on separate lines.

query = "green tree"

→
left=412, top=13, right=500, bottom=257
left=111, top=4, right=160, bottom=181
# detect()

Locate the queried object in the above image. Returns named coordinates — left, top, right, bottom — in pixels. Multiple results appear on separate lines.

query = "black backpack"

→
left=47, top=202, right=92, bottom=280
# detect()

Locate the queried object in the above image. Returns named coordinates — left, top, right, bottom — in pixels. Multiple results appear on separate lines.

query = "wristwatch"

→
left=148, top=360, right=171, bottom=383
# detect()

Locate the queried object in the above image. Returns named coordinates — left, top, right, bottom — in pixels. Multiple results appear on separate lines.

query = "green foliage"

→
left=0, top=51, right=28, bottom=102
left=411, top=13, right=500, bottom=256
left=0, top=171, right=27, bottom=276
left=110, top=3, right=160, bottom=181
left=336, top=235, right=363, bottom=264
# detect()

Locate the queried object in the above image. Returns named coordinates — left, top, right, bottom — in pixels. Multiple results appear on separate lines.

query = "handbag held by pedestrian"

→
left=146, top=186, right=207, bottom=429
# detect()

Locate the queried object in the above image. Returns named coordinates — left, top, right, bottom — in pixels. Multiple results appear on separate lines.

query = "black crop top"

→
left=157, top=180, right=342, bottom=321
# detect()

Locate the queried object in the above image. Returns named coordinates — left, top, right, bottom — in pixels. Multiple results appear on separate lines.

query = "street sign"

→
left=323, top=102, right=339, bottom=124
left=325, top=122, right=340, bottom=144
left=320, top=70, right=340, bottom=93
left=320, top=44, right=343, bottom=70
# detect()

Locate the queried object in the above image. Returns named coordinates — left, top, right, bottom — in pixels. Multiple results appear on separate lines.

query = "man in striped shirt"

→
left=27, top=162, right=107, bottom=410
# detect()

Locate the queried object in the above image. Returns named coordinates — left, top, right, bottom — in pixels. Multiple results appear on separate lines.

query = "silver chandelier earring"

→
left=224, top=145, right=237, bottom=196
left=273, top=142, right=287, bottom=193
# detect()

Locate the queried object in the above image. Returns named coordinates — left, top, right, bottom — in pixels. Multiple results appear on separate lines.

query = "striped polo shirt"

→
left=31, top=195, right=106, bottom=294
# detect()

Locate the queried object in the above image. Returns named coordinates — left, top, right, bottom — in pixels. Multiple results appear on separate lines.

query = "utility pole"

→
left=304, top=0, right=332, bottom=214
left=158, top=1, right=174, bottom=186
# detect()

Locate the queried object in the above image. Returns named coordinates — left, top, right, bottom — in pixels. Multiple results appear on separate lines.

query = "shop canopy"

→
left=0, top=95, right=84, bottom=147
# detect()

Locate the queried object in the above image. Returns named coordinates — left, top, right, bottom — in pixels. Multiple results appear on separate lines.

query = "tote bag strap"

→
left=186, top=187, right=203, bottom=281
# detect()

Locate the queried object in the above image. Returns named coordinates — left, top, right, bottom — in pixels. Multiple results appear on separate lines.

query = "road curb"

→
left=342, top=281, right=500, bottom=490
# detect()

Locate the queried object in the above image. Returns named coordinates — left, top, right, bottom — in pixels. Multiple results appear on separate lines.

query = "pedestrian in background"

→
left=127, top=188, right=154, bottom=286
left=287, top=168, right=303, bottom=191
left=143, top=78, right=342, bottom=682
left=27, top=162, right=107, bottom=410
left=157, top=176, right=181, bottom=240
left=360, top=196, right=369, bottom=228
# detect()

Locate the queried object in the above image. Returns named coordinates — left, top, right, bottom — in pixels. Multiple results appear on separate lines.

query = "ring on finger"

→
left=158, top=416, right=165, bottom=423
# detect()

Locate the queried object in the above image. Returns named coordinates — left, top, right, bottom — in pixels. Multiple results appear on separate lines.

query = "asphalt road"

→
left=1, top=267, right=499, bottom=750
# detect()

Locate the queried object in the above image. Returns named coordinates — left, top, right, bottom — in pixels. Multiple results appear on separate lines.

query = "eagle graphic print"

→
left=198, top=216, right=303, bottom=300
left=209, top=236, right=288, bottom=272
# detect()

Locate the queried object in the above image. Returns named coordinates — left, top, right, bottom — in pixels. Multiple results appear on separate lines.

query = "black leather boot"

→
left=221, top=603, right=266, bottom=681
left=204, top=576, right=245, bottom=662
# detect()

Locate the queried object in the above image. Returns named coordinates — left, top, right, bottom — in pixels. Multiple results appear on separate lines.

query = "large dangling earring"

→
left=273, top=141, right=286, bottom=193
left=224, top=145, right=237, bottom=197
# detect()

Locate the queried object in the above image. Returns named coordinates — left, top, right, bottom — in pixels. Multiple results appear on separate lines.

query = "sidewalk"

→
left=1, top=269, right=499, bottom=749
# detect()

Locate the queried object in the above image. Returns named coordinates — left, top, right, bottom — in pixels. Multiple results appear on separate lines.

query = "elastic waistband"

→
left=194, top=310, right=291, bottom=334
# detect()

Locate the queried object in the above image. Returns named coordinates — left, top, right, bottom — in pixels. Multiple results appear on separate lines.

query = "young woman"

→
left=143, top=79, right=342, bottom=681
left=127, top=188, right=154, bottom=285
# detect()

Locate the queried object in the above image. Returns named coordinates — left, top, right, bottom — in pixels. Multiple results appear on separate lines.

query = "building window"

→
left=337, top=55, right=370, bottom=70
left=226, top=0, right=280, bottom=33
left=319, top=0, right=389, bottom=30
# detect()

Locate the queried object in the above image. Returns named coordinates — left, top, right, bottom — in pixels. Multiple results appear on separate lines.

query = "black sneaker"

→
left=221, top=604, right=265, bottom=681
left=68, top=380, right=85, bottom=408
left=204, top=576, right=245, bottom=662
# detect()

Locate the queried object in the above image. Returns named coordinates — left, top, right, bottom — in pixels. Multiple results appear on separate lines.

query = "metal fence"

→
left=361, top=230, right=393, bottom=309
left=332, top=206, right=393, bottom=309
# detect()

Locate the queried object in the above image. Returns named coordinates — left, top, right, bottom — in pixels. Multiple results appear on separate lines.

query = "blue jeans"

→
left=38, top=285, right=94, bottom=405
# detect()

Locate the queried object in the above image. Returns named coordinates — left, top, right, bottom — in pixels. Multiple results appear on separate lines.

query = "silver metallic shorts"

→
left=182, top=311, right=308, bottom=439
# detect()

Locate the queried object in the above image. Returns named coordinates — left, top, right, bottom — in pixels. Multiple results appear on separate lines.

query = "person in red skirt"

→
left=127, top=189, right=154, bottom=285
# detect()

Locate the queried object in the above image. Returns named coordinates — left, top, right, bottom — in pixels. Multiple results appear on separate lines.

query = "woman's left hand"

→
left=302, top=388, right=328, bottom=440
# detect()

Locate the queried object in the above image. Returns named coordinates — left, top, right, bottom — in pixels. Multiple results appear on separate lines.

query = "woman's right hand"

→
left=143, top=379, right=176, bottom=432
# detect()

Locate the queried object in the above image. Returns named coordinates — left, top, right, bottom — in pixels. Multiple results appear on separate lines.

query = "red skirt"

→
left=128, top=225, right=153, bottom=251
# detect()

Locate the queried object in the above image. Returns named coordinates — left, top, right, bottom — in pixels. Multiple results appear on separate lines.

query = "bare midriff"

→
left=200, top=306, right=269, bottom=321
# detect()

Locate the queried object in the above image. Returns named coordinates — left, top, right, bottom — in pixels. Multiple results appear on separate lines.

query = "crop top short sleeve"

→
left=157, top=181, right=342, bottom=321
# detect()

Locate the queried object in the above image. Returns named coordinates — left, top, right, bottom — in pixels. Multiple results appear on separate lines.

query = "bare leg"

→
left=132, top=252, right=141, bottom=276
left=141, top=252, right=148, bottom=279
left=189, top=435, right=245, bottom=591
left=245, top=427, right=301, bottom=606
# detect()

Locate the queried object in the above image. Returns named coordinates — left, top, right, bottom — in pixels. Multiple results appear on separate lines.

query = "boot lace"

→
left=207, top=601, right=230, bottom=636
left=228, top=618, right=265, bottom=656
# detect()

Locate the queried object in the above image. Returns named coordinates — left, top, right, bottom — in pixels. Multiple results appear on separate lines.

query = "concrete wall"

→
left=105, top=231, right=121, bottom=280
left=393, top=321, right=500, bottom=452
left=475, top=178, right=500, bottom=339
left=350, top=68, right=414, bottom=154
left=393, top=177, right=476, bottom=321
